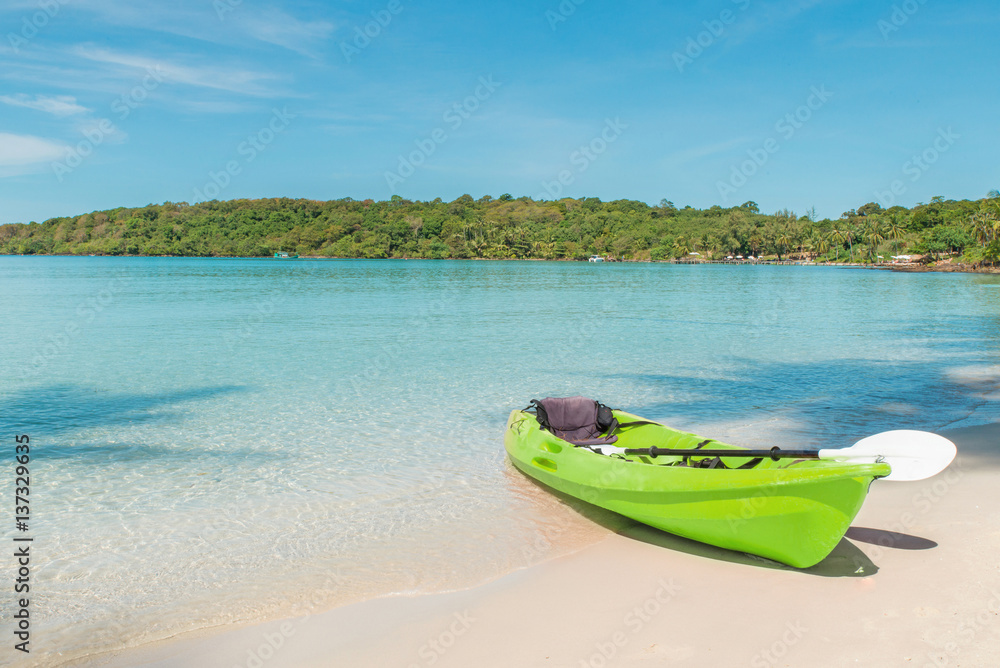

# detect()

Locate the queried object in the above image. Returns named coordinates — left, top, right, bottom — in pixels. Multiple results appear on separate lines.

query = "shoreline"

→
left=95, top=422, right=1000, bottom=668
left=884, top=263, right=1000, bottom=275
left=4, top=253, right=999, bottom=275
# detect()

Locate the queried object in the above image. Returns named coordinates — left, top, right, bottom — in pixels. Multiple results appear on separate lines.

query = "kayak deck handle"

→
left=531, top=457, right=558, bottom=473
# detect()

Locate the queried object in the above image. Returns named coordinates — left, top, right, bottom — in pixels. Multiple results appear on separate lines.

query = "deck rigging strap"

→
left=606, top=419, right=659, bottom=438
left=682, top=439, right=763, bottom=470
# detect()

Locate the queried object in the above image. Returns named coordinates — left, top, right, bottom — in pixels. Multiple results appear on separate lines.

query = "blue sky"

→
left=1, top=0, right=997, bottom=224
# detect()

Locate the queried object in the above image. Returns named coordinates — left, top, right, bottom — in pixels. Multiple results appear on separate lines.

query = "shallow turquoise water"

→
left=2, top=257, right=999, bottom=663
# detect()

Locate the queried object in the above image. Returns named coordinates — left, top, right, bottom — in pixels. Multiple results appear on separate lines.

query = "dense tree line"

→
left=2, top=193, right=998, bottom=265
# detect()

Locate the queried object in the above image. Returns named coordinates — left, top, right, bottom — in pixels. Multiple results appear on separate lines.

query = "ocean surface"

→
left=2, top=257, right=999, bottom=665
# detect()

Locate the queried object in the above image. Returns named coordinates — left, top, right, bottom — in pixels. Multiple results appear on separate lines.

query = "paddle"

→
left=588, top=430, right=957, bottom=482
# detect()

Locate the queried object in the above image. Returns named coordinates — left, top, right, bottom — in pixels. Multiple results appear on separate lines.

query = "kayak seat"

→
left=528, top=396, right=621, bottom=447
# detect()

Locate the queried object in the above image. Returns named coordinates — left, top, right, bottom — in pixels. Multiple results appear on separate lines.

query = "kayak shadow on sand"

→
left=844, top=527, right=938, bottom=551
left=532, top=478, right=880, bottom=577
left=617, top=521, right=879, bottom=578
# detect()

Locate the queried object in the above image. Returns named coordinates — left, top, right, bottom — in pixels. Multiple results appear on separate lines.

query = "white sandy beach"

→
left=95, top=423, right=1000, bottom=668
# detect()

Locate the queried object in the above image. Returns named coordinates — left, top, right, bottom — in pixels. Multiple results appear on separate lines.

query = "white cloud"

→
left=664, top=137, right=752, bottom=166
left=9, top=0, right=338, bottom=56
left=235, top=8, right=335, bottom=57
left=0, top=93, right=90, bottom=116
left=73, top=45, right=282, bottom=97
left=0, top=133, right=67, bottom=166
left=75, top=119, right=128, bottom=145
left=172, top=99, right=257, bottom=114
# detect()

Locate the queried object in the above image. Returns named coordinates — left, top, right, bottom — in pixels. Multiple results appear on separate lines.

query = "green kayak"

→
left=504, top=408, right=890, bottom=568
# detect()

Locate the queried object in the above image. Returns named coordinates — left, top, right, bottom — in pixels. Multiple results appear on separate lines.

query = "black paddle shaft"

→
left=622, top=447, right=821, bottom=461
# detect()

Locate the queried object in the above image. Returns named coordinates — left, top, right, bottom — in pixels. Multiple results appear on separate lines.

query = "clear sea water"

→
left=2, top=257, right=999, bottom=665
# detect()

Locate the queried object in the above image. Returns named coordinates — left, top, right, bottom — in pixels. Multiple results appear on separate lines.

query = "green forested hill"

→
left=2, top=194, right=998, bottom=264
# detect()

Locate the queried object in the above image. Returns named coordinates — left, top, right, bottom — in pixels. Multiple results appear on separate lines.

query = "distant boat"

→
left=274, top=251, right=299, bottom=259
left=588, top=255, right=604, bottom=263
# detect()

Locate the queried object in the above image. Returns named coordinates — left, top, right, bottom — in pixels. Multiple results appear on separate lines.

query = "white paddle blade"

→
left=589, top=444, right=627, bottom=456
left=819, top=430, right=957, bottom=482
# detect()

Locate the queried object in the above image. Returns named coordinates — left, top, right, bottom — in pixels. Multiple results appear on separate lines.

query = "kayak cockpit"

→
left=608, top=451, right=818, bottom=471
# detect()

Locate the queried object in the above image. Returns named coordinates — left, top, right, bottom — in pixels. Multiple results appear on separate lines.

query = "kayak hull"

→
left=504, top=410, right=890, bottom=568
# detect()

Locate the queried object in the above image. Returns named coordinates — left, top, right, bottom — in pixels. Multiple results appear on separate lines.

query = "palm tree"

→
left=774, top=230, right=791, bottom=261
left=672, top=236, right=690, bottom=259
left=885, top=215, right=906, bottom=256
left=827, top=228, right=847, bottom=262
left=970, top=209, right=987, bottom=247
left=969, top=201, right=999, bottom=245
left=794, top=223, right=809, bottom=258
left=508, top=227, right=529, bottom=258
left=864, top=219, right=886, bottom=263
left=702, top=232, right=718, bottom=258
left=813, top=232, right=830, bottom=260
